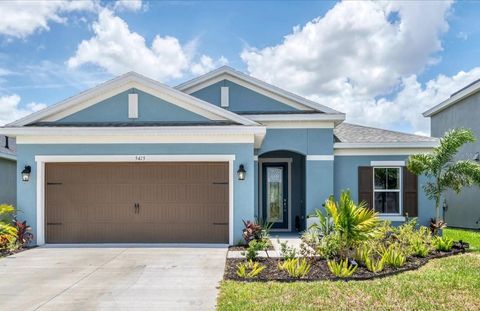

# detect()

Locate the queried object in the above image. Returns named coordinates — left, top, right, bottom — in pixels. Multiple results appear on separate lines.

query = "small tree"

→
left=407, top=128, right=480, bottom=223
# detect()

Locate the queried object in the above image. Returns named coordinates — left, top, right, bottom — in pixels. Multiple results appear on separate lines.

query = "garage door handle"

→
left=134, top=203, right=140, bottom=214
left=47, top=222, right=62, bottom=225
left=213, top=222, right=228, bottom=225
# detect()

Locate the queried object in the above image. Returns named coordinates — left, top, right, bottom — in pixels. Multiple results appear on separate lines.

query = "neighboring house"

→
left=0, top=67, right=438, bottom=245
left=0, top=135, right=16, bottom=206
left=424, top=80, right=480, bottom=229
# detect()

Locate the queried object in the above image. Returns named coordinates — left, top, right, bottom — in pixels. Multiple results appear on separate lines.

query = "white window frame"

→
left=372, top=166, right=402, bottom=216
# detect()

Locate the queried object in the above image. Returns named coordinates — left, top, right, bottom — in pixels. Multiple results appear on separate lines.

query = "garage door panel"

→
left=46, top=162, right=229, bottom=243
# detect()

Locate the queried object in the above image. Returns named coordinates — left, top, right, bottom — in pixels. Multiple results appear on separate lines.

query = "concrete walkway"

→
left=0, top=245, right=227, bottom=310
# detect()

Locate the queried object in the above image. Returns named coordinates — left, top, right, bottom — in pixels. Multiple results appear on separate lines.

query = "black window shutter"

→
left=358, top=166, right=373, bottom=209
left=403, top=168, right=418, bottom=217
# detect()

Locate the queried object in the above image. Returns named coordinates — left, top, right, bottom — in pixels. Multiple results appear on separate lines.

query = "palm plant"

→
left=324, top=191, right=379, bottom=246
left=407, top=128, right=480, bottom=222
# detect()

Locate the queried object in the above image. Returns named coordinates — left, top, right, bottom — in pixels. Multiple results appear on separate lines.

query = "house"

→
left=0, top=67, right=438, bottom=245
left=0, top=135, right=16, bottom=207
left=423, top=79, right=480, bottom=229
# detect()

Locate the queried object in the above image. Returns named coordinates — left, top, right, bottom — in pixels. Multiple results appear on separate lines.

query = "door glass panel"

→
left=266, top=167, right=283, bottom=223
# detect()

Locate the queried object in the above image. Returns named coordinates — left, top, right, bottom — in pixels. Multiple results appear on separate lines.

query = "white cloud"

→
left=0, top=0, right=96, bottom=38
left=191, top=55, right=228, bottom=75
left=0, top=94, right=47, bottom=125
left=241, top=0, right=455, bottom=134
left=113, top=0, right=144, bottom=12
left=68, top=9, right=225, bottom=81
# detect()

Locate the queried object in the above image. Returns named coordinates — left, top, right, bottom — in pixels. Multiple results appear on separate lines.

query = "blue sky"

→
left=1, top=0, right=480, bottom=135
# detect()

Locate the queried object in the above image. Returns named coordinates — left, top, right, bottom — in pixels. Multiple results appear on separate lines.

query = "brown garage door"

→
left=45, top=162, right=229, bottom=243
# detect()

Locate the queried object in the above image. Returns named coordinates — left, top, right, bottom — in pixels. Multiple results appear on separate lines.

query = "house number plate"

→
left=135, top=155, right=146, bottom=161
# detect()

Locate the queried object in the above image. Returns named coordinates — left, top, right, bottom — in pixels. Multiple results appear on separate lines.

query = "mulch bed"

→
left=229, top=244, right=275, bottom=251
left=0, top=246, right=36, bottom=258
left=224, top=243, right=468, bottom=282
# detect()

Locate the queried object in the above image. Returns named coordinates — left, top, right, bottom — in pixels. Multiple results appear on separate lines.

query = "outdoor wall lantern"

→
left=237, top=164, right=246, bottom=181
left=21, top=165, right=31, bottom=182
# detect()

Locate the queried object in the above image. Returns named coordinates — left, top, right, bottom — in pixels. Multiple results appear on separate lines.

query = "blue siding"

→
left=190, top=79, right=301, bottom=113
left=334, top=155, right=435, bottom=226
left=306, top=160, right=334, bottom=216
left=258, top=128, right=334, bottom=155
left=0, top=158, right=16, bottom=206
left=57, top=90, right=211, bottom=123
left=16, top=143, right=255, bottom=245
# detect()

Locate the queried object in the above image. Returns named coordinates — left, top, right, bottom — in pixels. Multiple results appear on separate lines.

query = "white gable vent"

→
left=128, top=93, right=138, bottom=119
left=221, top=86, right=229, bottom=108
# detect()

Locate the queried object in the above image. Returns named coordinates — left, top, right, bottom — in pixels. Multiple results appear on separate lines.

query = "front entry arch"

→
left=258, top=150, right=305, bottom=232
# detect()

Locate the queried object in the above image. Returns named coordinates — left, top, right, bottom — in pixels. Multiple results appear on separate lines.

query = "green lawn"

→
left=218, top=228, right=480, bottom=311
left=444, top=228, right=480, bottom=251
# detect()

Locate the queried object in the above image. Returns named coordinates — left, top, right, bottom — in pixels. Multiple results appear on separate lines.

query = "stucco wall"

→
left=16, top=143, right=254, bottom=245
left=0, top=158, right=16, bottom=206
left=57, top=90, right=211, bottom=123
left=190, top=79, right=300, bottom=113
left=334, top=155, right=435, bottom=226
left=430, top=91, right=480, bottom=228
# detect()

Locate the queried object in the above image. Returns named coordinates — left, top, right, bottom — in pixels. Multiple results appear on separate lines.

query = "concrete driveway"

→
left=0, top=246, right=227, bottom=310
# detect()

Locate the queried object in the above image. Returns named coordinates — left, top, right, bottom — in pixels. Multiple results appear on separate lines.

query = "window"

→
left=373, top=167, right=401, bottom=214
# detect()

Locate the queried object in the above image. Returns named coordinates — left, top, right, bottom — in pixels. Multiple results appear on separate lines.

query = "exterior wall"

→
left=190, top=79, right=300, bottom=113
left=334, top=155, right=435, bottom=226
left=57, top=90, right=211, bottom=123
left=16, top=143, right=255, bottom=245
left=0, top=158, right=16, bottom=206
left=256, top=128, right=334, bottom=223
left=430, top=91, right=480, bottom=229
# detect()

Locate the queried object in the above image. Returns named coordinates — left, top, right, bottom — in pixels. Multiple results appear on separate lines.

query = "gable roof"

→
left=0, top=136, right=16, bottom=161
left=423, top=79, right=480, bottom=117
left=7, top=72, right=259, bottom=127
left=175, top=66, right=345, bottom=115
left=334, top=123, right=438, bottom=147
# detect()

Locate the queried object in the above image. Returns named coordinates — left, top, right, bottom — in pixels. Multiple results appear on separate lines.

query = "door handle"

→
left=134, top=203, right=140, bottom=214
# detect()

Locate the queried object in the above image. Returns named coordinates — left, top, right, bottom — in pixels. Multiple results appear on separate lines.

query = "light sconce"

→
left=21, top=165, right=31, bottom=182
left=237, top=164, right=246, bottom=181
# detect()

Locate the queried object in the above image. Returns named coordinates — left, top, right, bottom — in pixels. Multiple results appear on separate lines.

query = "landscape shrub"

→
left=278, top=258, right=311, bottom=278
left=433, top=236, right=454, bottom=252
left=236, top=260, right=266, bottom=278
left=327, top=258, right=357, bottom=278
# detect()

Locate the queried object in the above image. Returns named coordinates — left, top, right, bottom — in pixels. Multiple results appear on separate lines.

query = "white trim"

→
left=17, top=135, right=256, bottom=145
left=334, top=142, right=438, bottom=149
left=254, top=156, right=258, bottom=161
left=2, top=125, right=265, bottom=136
left=221, top=86, right=229, bottom=108
left=257, top=120, right=337, bottom=129
left=128, top=93, right=138, bottom=119
left=379, top=215, right=406, bottom=222
left=8, top=72, right=258, bottom=127
left=334, top=148, right=435, bottom=156
left=306, top=155, right=334, bottom=161
left=34, top=154, right=235, bottom=246
left=423, top=81, right=480, bottom=117
left=0, top=153, right=16, bottom=161
left=370, top=161, right=405, bottom=166
left=373, top=166, right=402, bottom=217
left=246, top=114, right=345, bottom=122
left=176, top=66, right=343, bottom=114
left=258, top=158, right=292, bottom=232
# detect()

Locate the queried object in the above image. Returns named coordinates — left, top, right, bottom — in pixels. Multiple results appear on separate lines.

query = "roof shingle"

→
left=333, top=123, right=438, bottom=144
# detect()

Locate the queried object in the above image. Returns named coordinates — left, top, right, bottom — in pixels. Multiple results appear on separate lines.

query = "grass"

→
left=444, top=228, right=480, bottom=251
left=218, top=228, right=480, bottom=311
